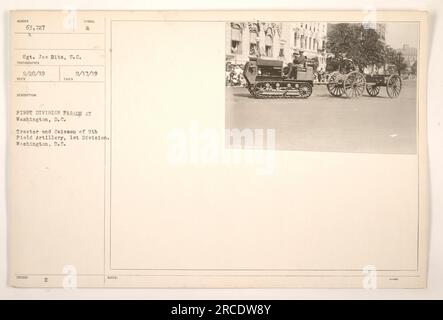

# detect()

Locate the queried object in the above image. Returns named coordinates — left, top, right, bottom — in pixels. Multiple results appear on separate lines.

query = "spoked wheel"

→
left=327, top=72, right=345, bottom=97
left=343, top=71, right=366, bottom=98
left=366, top=84, right=380, bottom=96
left=298, top=83, right=313, bottom=98
left=386, top=74, right=402, bottom=98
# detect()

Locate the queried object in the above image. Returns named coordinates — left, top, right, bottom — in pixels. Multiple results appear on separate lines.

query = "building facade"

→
left=397, top=44, right=417, bottom=67
left=225, top=22, right=328, bottom=71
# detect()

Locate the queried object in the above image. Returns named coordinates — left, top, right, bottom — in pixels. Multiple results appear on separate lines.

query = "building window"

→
left=265, top=34, right=273, bottom=57
left=279, top=48, right=284, bottom=58
left=249, top=43, right=257, bottom=55
left=294, top=32, right=297, bottom=47
left=231, top=26, right=242, bottom=54
left=231, top=40, right=241, bottom=54
left=249, top=31, right=258, bottom=55
left=300, top=35, right=304, bottom=49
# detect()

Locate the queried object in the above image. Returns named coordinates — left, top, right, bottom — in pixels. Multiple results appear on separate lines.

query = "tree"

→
left=326, top=23, right=386, bottom=72
left=326, top=23, right=361, bottom=64
left=411, top=60, right=417, bottom=75
left=359, top=28, right=386, bottom=67
left=385, top=46, right=408, bottom=75
left=326, top=56, right=340, bottom=73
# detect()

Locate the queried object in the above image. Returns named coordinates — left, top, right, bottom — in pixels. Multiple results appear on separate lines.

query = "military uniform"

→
left=294, top=54, right=306, bottom=66
left=286, top=52, right=306, bottom=79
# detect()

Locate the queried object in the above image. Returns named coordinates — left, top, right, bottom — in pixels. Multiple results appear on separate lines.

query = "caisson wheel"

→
left=343, top=71, right=366, bottom=98
left=366, top=84, right=380, bottom=96
left=327, top=72, right=345, bottom=97
left=386, top=74, right=402, bottom=98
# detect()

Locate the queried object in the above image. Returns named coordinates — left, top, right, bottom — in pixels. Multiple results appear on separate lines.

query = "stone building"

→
left=397, top=44, right=417, bottom=67
left=225, top=21, right=328, bottom=71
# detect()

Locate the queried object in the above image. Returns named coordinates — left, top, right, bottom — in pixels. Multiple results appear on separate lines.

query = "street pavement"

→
left=225, top=79, right=417, bottom=154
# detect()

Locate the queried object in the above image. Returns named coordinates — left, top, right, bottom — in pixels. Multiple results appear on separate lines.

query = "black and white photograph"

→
left=225, top=21, right=418, bottom=154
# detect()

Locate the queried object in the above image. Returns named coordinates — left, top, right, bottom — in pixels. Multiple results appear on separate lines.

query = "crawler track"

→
left=249, top=81, right=313, bottom=99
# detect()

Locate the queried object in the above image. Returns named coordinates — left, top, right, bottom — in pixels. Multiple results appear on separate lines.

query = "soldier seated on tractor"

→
left=284, top=50, right=307, bottom=79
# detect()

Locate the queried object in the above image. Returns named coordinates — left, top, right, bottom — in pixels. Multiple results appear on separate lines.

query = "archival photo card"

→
left=8, top=11, right=428, bottom=288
